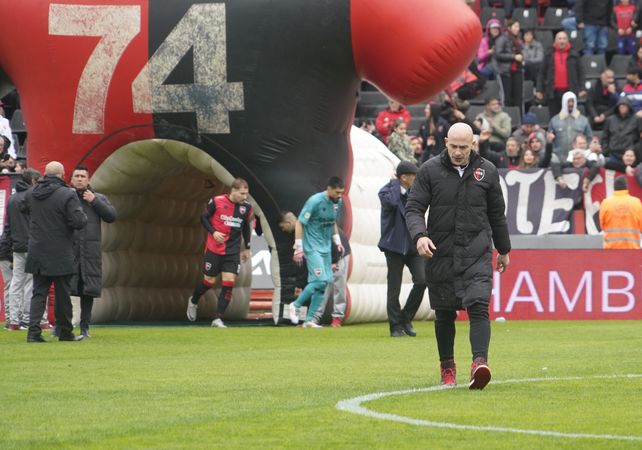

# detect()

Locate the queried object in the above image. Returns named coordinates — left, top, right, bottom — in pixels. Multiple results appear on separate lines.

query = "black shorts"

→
left=203, top=250, right=241, bottom=276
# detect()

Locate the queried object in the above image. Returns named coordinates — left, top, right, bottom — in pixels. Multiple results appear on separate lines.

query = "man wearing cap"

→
left=511, top=112, right=540, bottom=151
left=599, top=176, right=642, bottom=249
left=378, top=161, right=426, bottom=337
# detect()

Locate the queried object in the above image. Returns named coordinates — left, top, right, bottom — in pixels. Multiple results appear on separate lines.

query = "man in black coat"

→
left=378, top=161, right=426, bottom=337
left=405, top=123, right=511, bottom=390
left=69, top=165, right=116, bottom=338
left=25, top=161, right=87, bottom=342
left=3, top=168, right=40, bottom=330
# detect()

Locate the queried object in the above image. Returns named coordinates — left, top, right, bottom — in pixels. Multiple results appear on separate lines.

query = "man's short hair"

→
left=326, top=176, right=344, bottom=189
left=22, top=168, right=41, bottom=185
left=614, top=175, right=628, bottom=191
left=278, top=210, right=295, bottom=223
left=73, top=164, right=90, bottom=174
left=572, top=133, right=587, bottom=145
left=484, top=96, right=499, bottom=106
left=231, top=177, right=249, bottom=190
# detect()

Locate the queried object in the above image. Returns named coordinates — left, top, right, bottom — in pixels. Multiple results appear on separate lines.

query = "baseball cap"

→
left=396, top=161, right=418, bottom=176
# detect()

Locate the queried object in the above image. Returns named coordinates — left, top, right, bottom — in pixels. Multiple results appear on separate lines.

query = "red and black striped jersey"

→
left=202, top=195, right=253, bottom=255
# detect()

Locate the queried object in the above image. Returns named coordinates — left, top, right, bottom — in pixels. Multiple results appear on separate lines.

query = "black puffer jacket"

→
left=25, top=175, right=87, bottom=276
left=70, top=188, right=116, bottom=297
left=6, top=179, right=32, bottom=253
left=601, top=97, right=640, bottom=160
left=405, top=150, right=511, bottom=310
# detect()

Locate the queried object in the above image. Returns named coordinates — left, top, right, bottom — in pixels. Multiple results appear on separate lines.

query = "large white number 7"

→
left=49, top=4, right=141, bottom=134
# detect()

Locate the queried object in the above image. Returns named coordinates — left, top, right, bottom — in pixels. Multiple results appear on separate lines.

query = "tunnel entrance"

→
left=89, top=139, right=273, bottom=322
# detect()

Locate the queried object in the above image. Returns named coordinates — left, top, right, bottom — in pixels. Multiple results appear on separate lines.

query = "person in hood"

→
left=536, top=31, right=585, bottom=118
left=2, top=168, right=41, bottom=330
left=601, top=96, right=640, bottom=167
left=69, top=165, right=116, bottom=338
left=25, top=161, right=87, bottom=342
left=477, top=19, right=502, bottom=79
left=548, top=91, right=593, bottom=162
left=405, top=123, right=511, bottom=390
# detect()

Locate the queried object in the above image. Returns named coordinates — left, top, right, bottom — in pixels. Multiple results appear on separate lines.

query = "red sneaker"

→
left=331, top=317, right=342, bottom=328
left=440, top=364, right=456, bottom=387
left=469, top=358, right=491, bottom=390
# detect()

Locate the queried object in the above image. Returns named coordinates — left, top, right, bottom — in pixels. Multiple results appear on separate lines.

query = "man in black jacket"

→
left=4, top=168, right=40, bottom=330
left=69, top=165, right=116, bottom=338
left=25, top=161, right=87, bottom=342
left=406, top=123, right=511, bottom=390
left=378, top=161, right=426, bottom=337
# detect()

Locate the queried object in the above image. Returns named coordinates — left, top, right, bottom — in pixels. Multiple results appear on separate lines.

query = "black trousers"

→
left=547, top=89, right=565, bottom=118
left=434, top=301, right=490, bottom=362
left=384, top=251, right=426, bottom=331
left=28, top=274, right=73, bottom=339
left=76, top=273, right=94, bottom=332
left=500, top=70, right=523, bottom=115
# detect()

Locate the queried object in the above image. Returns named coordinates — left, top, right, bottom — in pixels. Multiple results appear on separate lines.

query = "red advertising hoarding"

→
left=485, top=249, right=642, bottom=320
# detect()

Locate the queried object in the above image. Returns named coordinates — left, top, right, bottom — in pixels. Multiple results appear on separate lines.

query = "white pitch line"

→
left=336, top=374, right=642, bottom=441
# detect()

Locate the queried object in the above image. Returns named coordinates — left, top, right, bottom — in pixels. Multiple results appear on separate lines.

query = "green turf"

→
left=1, top=321, right=641, bottom=449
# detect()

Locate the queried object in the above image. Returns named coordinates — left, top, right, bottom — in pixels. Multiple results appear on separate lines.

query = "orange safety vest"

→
left=599, top=190, right=642, bottom=249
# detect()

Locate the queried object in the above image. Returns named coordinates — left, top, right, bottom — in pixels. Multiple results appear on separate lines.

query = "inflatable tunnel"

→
left=0, top=0, right=481, bottom=322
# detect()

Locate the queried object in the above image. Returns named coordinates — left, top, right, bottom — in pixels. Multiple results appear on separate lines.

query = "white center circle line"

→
left=336, top=374, right=642, bottom=442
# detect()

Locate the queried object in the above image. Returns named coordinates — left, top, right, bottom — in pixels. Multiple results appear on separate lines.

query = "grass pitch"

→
left=1, top=321, right=641, bottom=449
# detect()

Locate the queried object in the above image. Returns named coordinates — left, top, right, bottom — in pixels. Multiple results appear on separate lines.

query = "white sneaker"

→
left=211, top=318, right=227, bottom=328
left=303, top=321, right=322, bottom=328
left=288, top=303, right=299, bottom=325
left=186, top=297, right=198, bottom=322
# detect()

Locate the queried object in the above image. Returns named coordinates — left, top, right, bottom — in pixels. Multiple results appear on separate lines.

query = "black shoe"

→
left=403, top=323, right=417, bottom=337
left=27, top=335, right=47, bottom=343
left=390, top=328, right=406, bottom=337
left=59, top=334, right=84, bottom=342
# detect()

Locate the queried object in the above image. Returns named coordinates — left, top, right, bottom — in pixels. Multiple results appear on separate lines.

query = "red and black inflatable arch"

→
left=0, top=0, right=480, bottom=321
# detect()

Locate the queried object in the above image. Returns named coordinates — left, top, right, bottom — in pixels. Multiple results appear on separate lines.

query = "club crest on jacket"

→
left=473, top=168, right=485, bottom=181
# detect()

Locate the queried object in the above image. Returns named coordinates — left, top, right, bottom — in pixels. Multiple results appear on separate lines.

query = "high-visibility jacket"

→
left=599, top=190, right=642, bottom=249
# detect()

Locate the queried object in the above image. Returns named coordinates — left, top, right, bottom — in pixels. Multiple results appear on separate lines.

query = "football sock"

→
left=191, top=279, right=214, bottom=304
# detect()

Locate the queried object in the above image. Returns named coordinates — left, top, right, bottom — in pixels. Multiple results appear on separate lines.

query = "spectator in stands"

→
left=613, top=0, right=637, bottom=55
left=569, top=133, right=606, bottom=167
left=536, top=31, right=585, bottom=118
left=375, top=99, right=411, bottom=144
left=604, top=147, right=639, bottom=175
left=575, top=0, right=612, bottom=55
left=548, top=91, right=593, bottom=162
left=599, top=175, right=642, bottom=249
left=525, top=131, right=554, bottom=167
left=569, top=149, right=590, bottom=169
left=358, top=118, right=383, bottom=142
left=512, top=112, right=539, bottom=151
left=387, top=119, right=416, bottom=164
left=621, top=67, right=642, bottom=116
left=495, top=19, right=525, bottom=114
left=475, top=96, right=512, bottom=152
left=587, top=69, right=619, bottom=130
left=522, top=29, right=544, bottom=83
left=1, top=154, right=16, bottom=173
left=480, top=0, right=514, bottom=18
left=478, top=132, right=521, bottom=168
left=601, top=97, right=640, bottom=168
left=478, top=19, right=503, bottom=79
left=14, top=160, right=26, bottom=174
left=418, top=103, right=449, bottom=161
left=410, top=136, right=423, bottom=162
left=0, top=104, right=15, bottom=158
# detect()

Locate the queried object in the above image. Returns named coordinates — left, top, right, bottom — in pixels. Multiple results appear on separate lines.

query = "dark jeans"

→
left=434, top=301, right=491, bottom=362
left=28, top=274, right=73, bottom=340
left=384, top=251, right=426, bottom=331
left=76, top=274, right=94, bottom=332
